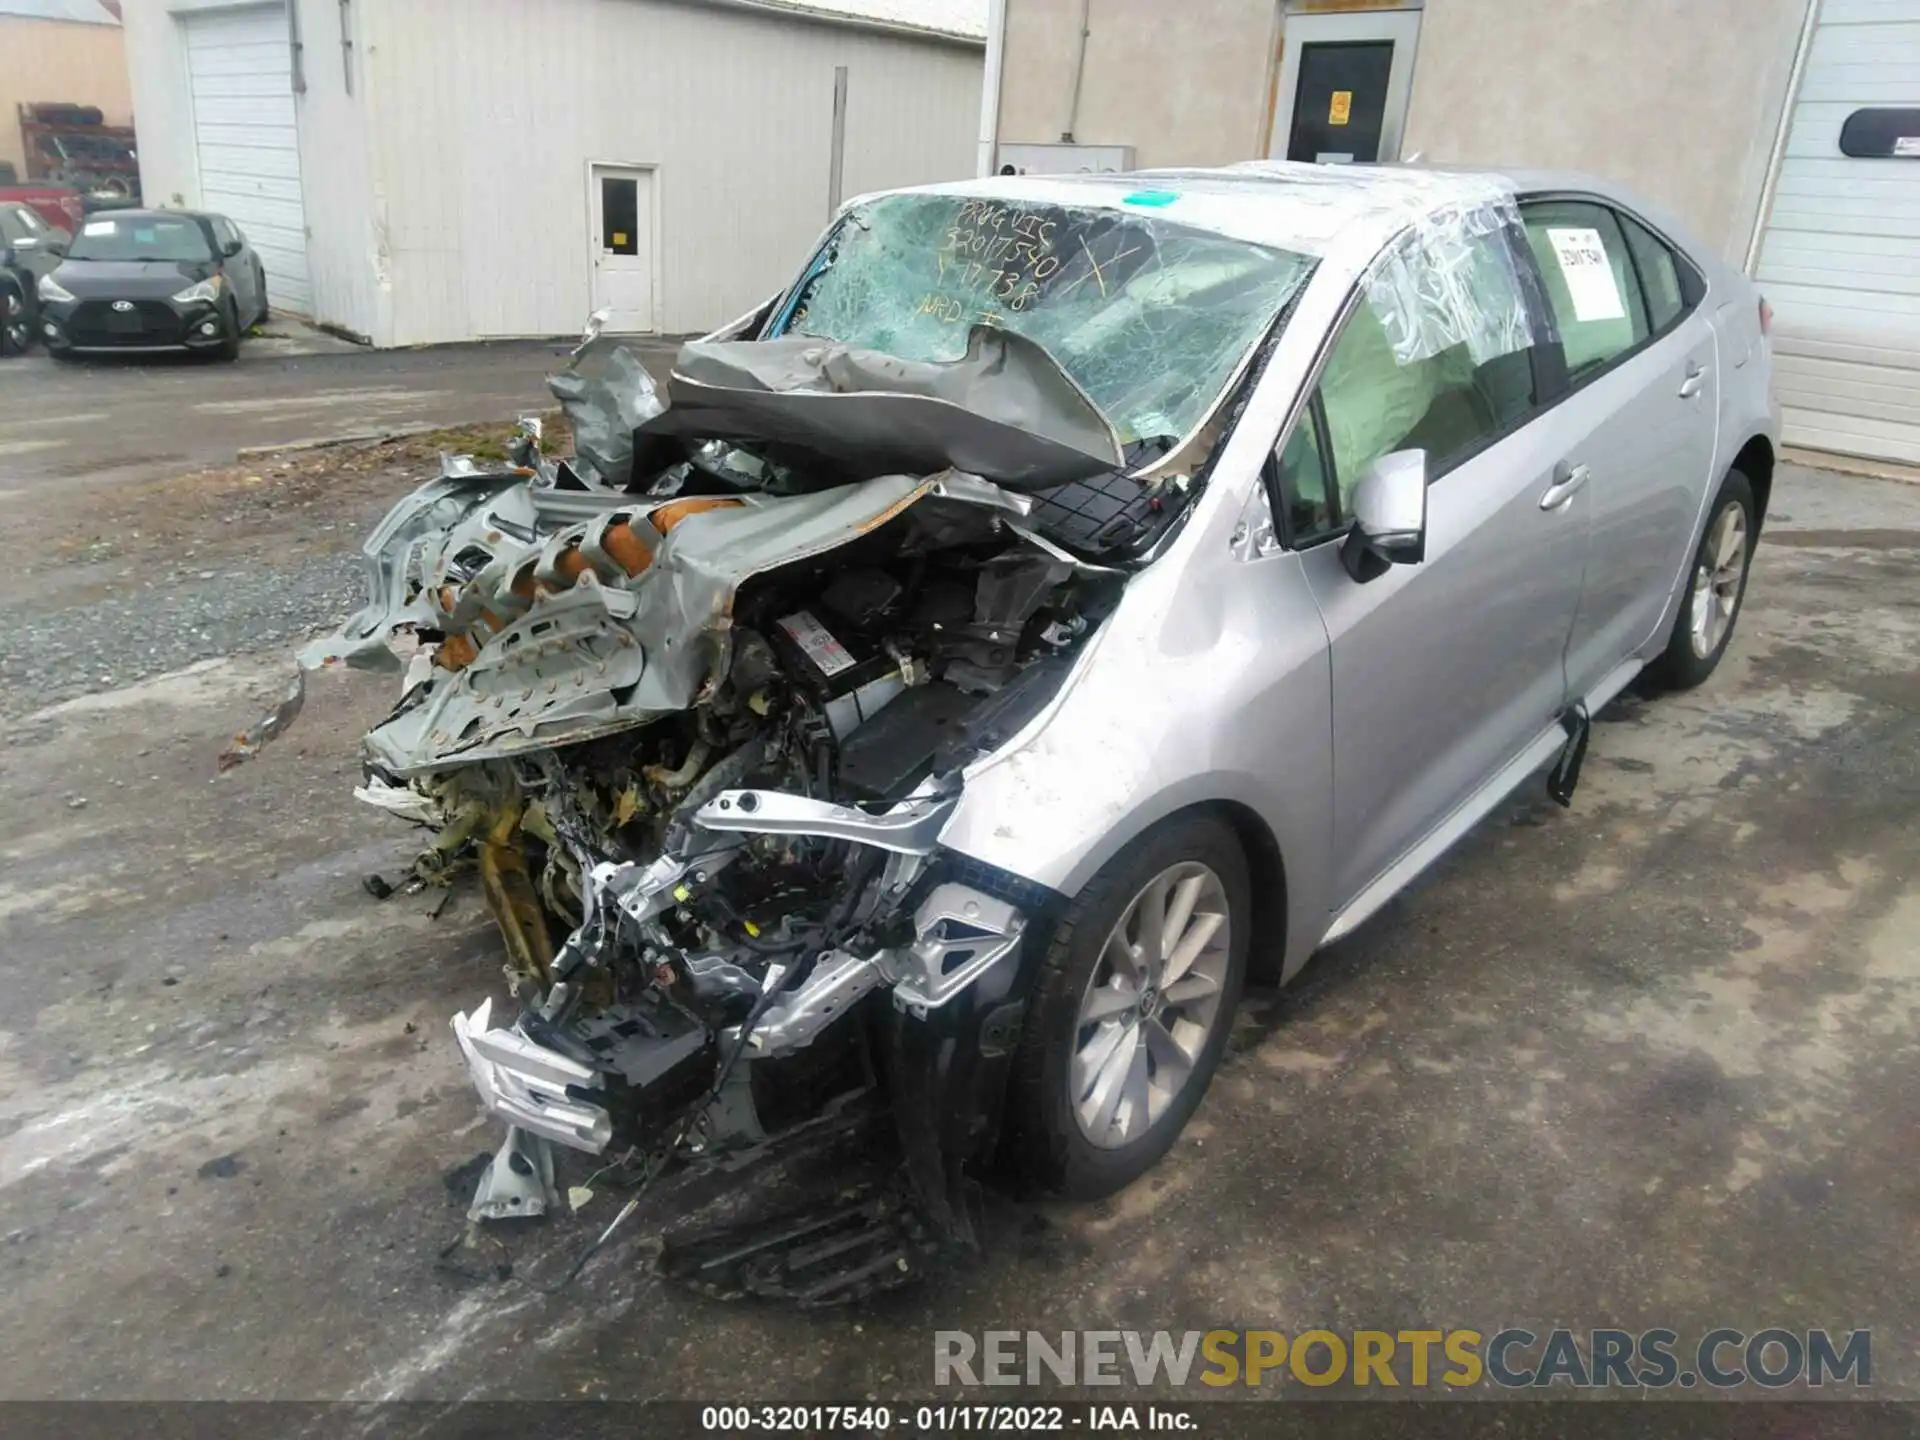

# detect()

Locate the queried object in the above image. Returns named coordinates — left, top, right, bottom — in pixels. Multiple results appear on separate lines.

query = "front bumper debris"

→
left=453, top=997, right=612, bottom=1152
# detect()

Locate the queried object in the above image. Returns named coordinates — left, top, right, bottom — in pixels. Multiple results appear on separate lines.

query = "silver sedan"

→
left=296, top=161, right=1777, bottom=1271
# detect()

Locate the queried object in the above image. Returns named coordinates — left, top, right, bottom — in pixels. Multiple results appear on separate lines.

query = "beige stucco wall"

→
left=994, top=0, right=1811, bottom=267
left=1401, top=0, right=1812, bottom=262
left=997, top=0, right=1280, bottom=169
left=0, top=16, right=134, bottom=179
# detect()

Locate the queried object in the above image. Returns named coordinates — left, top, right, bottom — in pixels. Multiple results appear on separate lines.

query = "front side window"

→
left=1272, top=397, right=1338, bottom=541
left=67, top=214, right=213, bottom=263
left=0, top=207, right=22, bottom=243
left=1276, top=224, right=1539, bottom=527
left=767, top=192, right=1317, bottom=450
left=1521, top=200, right=1649, bottom=380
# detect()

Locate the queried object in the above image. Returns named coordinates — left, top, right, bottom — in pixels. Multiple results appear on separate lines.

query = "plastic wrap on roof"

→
left=1221, top=162, right=1536, bottom=366
left=1363, top=193, right=1534, bottom=366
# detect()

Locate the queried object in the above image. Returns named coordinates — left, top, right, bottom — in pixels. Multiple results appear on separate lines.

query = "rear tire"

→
left=1003, top=813, right=1250, bottom=1200
left=1647, top=468, right=1756, bottom=691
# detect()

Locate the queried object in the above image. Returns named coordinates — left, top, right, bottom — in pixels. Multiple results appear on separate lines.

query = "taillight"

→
left=1758, top=296, right=1773, bottom=337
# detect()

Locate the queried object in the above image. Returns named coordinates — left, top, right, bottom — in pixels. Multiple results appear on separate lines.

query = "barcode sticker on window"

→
left=777, top=610, right=856, bottom=676
left=1547, top=226, right=1627, bottom=324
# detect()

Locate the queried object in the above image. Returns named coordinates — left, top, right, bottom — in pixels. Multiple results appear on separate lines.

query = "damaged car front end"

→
left=271, top=177, right=1323, bottom=1284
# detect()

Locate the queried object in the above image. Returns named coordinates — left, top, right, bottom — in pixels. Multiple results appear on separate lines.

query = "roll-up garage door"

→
left=182, top=3, right=311, bottom=314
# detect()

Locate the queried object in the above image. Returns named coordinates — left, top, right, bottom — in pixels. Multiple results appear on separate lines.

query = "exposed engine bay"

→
left=245, top=310, right=1207, bottom=1295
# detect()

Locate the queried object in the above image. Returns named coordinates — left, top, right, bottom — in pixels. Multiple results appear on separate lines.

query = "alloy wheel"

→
left=1070, top=861, right=1232, bottom=1149
left=1689, top=502, right=1749, bottom=659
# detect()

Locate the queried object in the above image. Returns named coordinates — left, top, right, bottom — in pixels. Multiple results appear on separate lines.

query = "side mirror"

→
left=1340, top=449, right=1428, bottom=583
left=222, top=239, right=243, bottom=257
left=12, top=235, right=37, bottom=253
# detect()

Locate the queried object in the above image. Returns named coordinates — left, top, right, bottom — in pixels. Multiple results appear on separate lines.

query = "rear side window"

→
left=1619, top=214, right=1687, bottom=332
left=1521, top=201, right=1648, bottom=380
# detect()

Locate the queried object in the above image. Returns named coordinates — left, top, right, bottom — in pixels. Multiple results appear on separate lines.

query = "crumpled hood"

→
left=637, top=324, right=1126, bottom=490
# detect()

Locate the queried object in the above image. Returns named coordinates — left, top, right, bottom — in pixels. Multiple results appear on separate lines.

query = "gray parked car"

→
left=278, top=162, right=1775, bottom=1287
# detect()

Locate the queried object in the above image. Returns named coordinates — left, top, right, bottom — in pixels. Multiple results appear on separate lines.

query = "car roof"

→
left=874, top=161, right=1706, bottom=273
left=80, top=209, right=216, bottom=223
left=886, top=162, right=1513, bottom=257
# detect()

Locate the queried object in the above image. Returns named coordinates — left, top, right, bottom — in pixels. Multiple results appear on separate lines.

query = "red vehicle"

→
left=0, top=182, right=85, bottom=234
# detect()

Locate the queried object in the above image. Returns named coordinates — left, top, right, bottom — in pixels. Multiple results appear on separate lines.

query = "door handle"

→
left=1677, top=363, right=1708, bottom=399
left=1539, top=462, right=1589, bottom=512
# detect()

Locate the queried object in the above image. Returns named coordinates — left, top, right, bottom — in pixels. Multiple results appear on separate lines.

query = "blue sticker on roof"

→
left=1122, top=190, right=1179, bottom=208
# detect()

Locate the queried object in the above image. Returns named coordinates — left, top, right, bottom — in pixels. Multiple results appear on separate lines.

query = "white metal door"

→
left=589, top=165, right=656, bottom=334
left=1268, top=10, right=1423, bottom=164
left=1754, top=0, right=1920, bottom=463
left=183, top=3, right=310, bottom=314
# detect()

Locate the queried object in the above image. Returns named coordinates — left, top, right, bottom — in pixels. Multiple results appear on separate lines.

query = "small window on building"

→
left=601, top=177, right=639, bottom=257
left=1619, top=214, right=1686, bottom=333
left=1838, top=108, right=1920, bottom=160
left=1521, top=200, right=1649, bottom=381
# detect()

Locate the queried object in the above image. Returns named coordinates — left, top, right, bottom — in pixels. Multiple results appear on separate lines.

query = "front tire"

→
left=214, top=301, right=242, bottom=362
left=1, top=286, right=29, bottom=356
left=1648, top=468, right=1756, bottom=690
left=1003, top=814, right=1250, bottom=1199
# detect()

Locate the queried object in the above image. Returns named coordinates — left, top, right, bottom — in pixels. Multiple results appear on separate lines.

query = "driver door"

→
left=1275, top=222, right=1586, bottom=912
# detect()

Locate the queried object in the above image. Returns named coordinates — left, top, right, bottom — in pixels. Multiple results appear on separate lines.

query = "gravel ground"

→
left=0, top=551, right=363, bottom=715
left=0, top=426, right=547, bottom=718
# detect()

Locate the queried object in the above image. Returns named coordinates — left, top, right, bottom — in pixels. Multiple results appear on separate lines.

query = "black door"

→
left=1286, top=40, right=1395, bottom=164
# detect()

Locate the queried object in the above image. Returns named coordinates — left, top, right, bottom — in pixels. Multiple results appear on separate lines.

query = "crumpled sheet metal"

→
left=360, top=470, right=1017, bottom=775
left=642, top=325, right=1125, bottom=490
left=298, top=462, right=529, bottom=674
left=216, top=668, right=306, bottom=772
left=546, top=338, right=667, bottom=489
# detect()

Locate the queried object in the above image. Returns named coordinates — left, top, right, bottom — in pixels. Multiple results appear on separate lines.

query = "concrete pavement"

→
left=0, top=457, right=1912, bottom=1402
left=0, top=332, right=677, bottom=490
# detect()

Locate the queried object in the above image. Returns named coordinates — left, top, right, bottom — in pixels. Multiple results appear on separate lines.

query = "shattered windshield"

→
left=766, top=192, right=1315, bottom=448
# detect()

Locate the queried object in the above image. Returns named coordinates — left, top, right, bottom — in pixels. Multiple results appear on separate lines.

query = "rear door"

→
left=1279, top=220, right=1585, bottom=907
left=1517, top=197, right=1721, bottom=696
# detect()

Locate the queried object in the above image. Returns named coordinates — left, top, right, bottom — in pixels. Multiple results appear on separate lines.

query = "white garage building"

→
left=122, top=0, right=985, bottom=345
left=1750, top=0, right=1920, bottom=464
